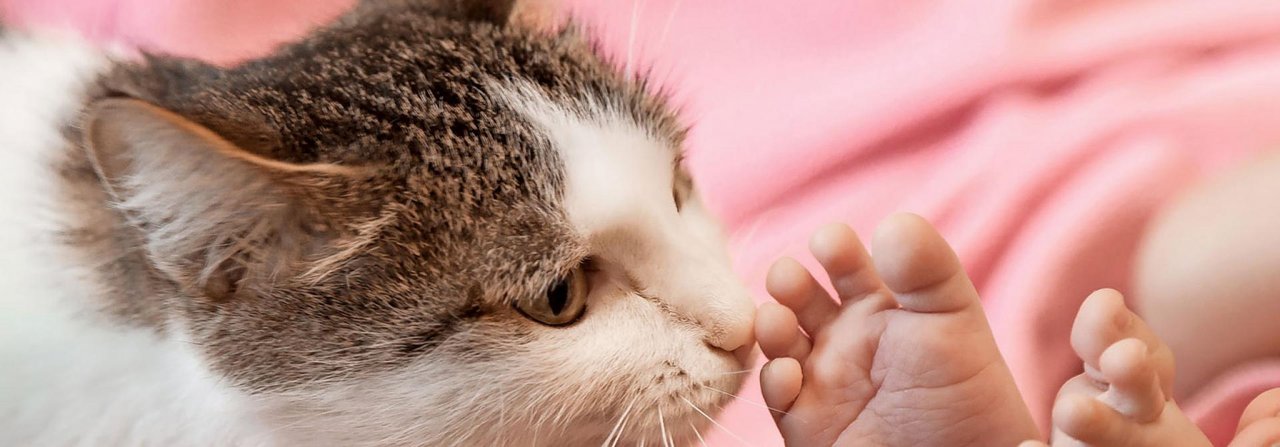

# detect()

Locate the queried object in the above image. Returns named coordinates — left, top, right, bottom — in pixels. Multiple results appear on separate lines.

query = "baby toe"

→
left=809, top=223, right=891, bottom=308
left=1055, top=392, right=1135, bottom=446
left=1237, top=388, right=1280, bottom=436
left=766, top=257, right=839, bottom=334
left=760, top=357, right=803, bottom=418
left=1230, top=416, right=1280, bottom=447
left=1071, top=289, right=1176, bottom=395
left=755, top=302, right=811, bottom=361
left=871, top=213, right=981, bottom=315
left=1098, top=338, right=1165, bottom=423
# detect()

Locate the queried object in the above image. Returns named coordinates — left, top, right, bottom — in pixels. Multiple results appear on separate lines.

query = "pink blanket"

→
left=6, top=0, right=1280, bottom=445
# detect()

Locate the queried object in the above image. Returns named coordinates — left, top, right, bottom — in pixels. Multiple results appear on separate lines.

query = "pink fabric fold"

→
left=5, top=0, right=1280, bottom=445
left=568, top=2, right=1280, bottom=444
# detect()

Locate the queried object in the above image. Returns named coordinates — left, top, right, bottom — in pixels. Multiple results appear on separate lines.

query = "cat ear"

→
left=351, top=0, right=560, bottom=28
left=510, top=0, right=562, bottom=31
left=442, top=0, right=561, bottom=28
left=353, top=0, right=515, bottom=25
left=83, top=98, right=357, bottom=300
left=435, top=0, right=517, bottom=24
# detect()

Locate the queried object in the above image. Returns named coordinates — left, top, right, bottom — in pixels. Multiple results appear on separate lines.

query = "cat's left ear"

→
left=510, top=0, right=562, bottom=31
left=354, top=0, right=559, bottom=29
left=430, top=0, right=517, bottom=24
left=351, top=0, right=515, bottom=25
left=82, top=98, right=360, bottom=300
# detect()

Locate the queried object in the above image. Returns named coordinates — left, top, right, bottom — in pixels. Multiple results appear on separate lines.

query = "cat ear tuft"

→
left=510, top=0, right=563, bottom=32
left=354, top=0, right=515, bottom=25
left=446, top=0, right=518, bottom=24
left=83, top=98, right=349, bottom=300
left=350, top=0, right=563, bottom=29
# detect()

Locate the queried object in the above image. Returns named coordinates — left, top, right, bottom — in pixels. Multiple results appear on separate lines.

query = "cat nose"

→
left=710, top=312, right=753, bottom=353
left=701, top=288, right=755, bottom=353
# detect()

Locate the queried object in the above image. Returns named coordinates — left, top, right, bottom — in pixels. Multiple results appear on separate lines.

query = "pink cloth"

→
left=6, top=0, right=1280, bottom=445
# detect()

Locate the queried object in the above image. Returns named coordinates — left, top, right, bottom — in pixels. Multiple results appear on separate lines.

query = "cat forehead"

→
left=108, top=10, right=667, bottom=161
left=492, top=81, right=682, bottom=232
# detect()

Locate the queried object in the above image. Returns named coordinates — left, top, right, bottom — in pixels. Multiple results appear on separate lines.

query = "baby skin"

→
left=754, top=214, right=1040, bottom=446
left=1021, top=289, right=1280, bottom=447
left=757, top=214, right=1280, bottom=446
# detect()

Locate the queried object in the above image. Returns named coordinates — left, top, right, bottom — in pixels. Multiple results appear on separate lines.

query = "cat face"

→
left=77, top=0, right=754, bottom=444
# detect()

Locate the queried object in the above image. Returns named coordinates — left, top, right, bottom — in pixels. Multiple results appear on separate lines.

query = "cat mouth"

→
left=651, top=364, right=743, bottom=418
left=594, top=393, right=724, bottom=446
left=582, top=365, right=743, bottom=446
left=653, top=359, right=744, bottom=393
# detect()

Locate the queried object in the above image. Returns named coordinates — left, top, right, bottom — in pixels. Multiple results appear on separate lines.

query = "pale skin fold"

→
left=756, top=213, right=1280, bottom=446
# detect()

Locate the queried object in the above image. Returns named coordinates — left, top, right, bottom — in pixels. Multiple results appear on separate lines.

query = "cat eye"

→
left=515, top=266, right=589, bottom=326
left=673, top=169, right=693, bottom=211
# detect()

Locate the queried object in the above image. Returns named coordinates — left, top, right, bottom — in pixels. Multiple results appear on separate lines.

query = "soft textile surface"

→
left=5, top=0, right=1280, bottom=445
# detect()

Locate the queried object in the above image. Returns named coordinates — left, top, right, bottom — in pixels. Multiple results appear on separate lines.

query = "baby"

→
left=757, top=214, right=1280, bottom=446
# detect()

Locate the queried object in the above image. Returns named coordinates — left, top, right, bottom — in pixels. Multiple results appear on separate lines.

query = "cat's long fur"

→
left=0, top=1, right=754, bottom=445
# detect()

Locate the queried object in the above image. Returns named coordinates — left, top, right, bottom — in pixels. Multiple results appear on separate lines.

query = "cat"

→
left=0, top=1, right=756, bottom=445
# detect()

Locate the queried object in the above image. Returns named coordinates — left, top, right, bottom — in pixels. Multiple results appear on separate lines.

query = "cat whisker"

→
left=657, top=406, right=671, bottom=447
left=611, top=412, right=632, bottom=447
left=711, top=368, right=756, bottom=376
left=603, top=396, right=637, bottom=447
left=680, top=397, right=749, bottom=447
left=623, top=0, right=641, bottom=76
left=729, top=210, right=776, bottom=254
left=667, top=415, right=678, bottom=446
left=697, top=383, right=802, bottom=420
left=655, top=0, right=682, bottom=51
left=688, top=421, right=708, bottom=447
left=603, top=399, right=632, bottom=446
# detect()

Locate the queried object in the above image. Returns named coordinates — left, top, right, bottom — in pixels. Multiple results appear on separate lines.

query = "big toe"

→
left=871, top=213, right=980, bottom=315
left=1232, top=388, right=1280, bottom=447
left=1071, top=289, right=1176, bottom=396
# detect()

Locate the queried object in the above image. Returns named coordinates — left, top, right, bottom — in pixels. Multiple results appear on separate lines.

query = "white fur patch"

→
left=477, top=81, right=756, bottom=444
left=493, top=81, right=754, bottom=353
left=0, top=32, right=266, bottom=446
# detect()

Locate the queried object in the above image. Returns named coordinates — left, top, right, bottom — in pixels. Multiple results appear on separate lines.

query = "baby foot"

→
left=1231, top=388, right=1280, bottom=446
left=755, top=214, right=1039, bottom=446
left=1033, top=289, right=1211, bottom=446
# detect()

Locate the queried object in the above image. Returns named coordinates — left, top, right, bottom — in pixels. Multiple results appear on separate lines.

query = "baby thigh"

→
left=1136, top=150, right=1280, bottom=399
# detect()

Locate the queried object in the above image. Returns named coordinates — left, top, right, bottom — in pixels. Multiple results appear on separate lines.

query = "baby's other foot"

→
left=1041, top=289, right=1211, bottom=446
left=755, top=214, right=1039, bottom=446
left=1231, top=388, right=1280, bottom=446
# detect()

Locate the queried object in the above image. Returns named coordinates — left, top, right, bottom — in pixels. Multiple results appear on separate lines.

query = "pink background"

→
left=7, top=1, right=1280, bottom=445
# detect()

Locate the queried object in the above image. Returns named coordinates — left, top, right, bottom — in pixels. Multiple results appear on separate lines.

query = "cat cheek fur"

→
left=495, top=80, right=756, bottom=354
left=259, top=298, right=741, bottom=446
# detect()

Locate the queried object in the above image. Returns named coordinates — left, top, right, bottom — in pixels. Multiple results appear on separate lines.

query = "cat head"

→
left=79, top=0, right=754, bottom=444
